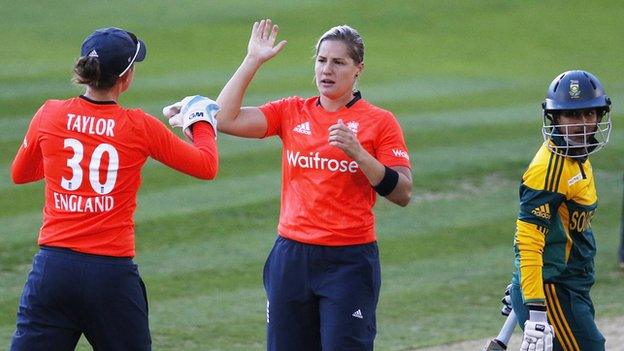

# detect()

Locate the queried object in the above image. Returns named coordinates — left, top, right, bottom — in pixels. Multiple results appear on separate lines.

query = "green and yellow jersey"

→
left=512, top=142, right=598, bottom=305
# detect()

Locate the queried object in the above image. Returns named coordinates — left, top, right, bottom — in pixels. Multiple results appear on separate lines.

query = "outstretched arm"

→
left=217, top=19, right=287, bottom=138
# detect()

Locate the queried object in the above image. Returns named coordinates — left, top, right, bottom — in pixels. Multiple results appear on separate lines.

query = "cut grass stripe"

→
left=0, top=172, right=281, bottom=243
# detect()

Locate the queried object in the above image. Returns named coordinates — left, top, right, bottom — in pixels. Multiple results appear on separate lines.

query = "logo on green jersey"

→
left=532, top=204, right=551, bottom=220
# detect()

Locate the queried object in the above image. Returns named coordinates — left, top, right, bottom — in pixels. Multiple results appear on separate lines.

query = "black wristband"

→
left=527, top=304, right=547, bottom=312
left=373, top=166, right=399, bottom=196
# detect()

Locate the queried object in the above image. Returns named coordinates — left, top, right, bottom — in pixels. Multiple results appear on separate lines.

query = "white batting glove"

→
left=500, top=284, right=513, bottom=316
left=162, top=95, right=219, bottom=140
left=521, top=309, right=553, bottom=351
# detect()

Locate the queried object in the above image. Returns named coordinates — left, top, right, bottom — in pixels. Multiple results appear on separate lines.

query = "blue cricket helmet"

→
left=542, top=70, right=611, bottom=112
left=541, top=70, right=612, bottom=158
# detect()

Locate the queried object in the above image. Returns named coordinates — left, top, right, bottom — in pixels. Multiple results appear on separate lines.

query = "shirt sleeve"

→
left=11, top=103, right=46, bottom=184
left=143, top=114, right=218, bottom=180
left=374, top=113, right=411, bottom=168
left=514, top=169, right=565, bottom=305
left=259, top=98, right=289, bottom=138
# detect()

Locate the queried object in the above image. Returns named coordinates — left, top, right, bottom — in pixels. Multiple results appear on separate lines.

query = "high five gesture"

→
left=216, top=19, right=288, bottom=138
left=247, top=19, right=287, bottom=64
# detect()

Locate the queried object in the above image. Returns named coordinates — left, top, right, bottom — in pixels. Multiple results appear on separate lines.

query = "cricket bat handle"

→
left=483, top=310, right=518, bottom=351
left=496, top=309, right=517, bottom=345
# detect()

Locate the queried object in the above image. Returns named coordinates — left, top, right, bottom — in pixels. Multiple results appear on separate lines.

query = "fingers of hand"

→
left=499, top=284, right=513, bottom=316
left=501, top=306, right=512, bottom=316
left=168, top=114, right=182, bottom=128
left=328, top=119, right=358, bottom=151
left=252, top=21, right=260, bottom=38
left=263, top=19, right=273, bottom=39
left=521, top=336, right=538, bottom=351
left=252, top=19, right=284, bottom=55
left=254, top=19, right=274, bottom=41
left=328, top=122, right=350, bottom=133
left=163, top=104, right=181, bottom=119
left=522, top=326, right=553, bottom=351
left=328, top=140, right=342, bottom=148
left=328, top=128, right=352, bottom=143
left=536, top=339, right=544, bottom=350
left=500, top=295, right=512, bottom=316
left=545, top=334, right=553, bottom=351
left=501, top=295, right=511, bottom=307
left=256, top=19, right=266, bottom=39
left=274, top=40, right=287, bottom=54
left=327, top=125, right=343, bottom=134
left=163, top=97, right=193, bottom=119
left=525, top=329, right=546, bottom=338
left=269, top=24, right=279, bottom=42
left=328, top=132, right=347, bottom=146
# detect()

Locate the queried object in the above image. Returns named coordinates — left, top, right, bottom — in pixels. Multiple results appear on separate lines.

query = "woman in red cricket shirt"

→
left=206, top=19, right=411, bottom=350
left=10, top=27, right=219, bottom=351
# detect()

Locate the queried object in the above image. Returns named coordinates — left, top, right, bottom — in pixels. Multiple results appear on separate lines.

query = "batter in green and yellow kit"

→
left=510, top=70, right=612, bottom=351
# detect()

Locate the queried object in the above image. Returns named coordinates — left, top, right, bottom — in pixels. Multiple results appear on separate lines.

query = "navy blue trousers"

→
left=263, top=236, right=381, bottom=351
left=510, top=282, right=605, bottom=351
left=10, top=246, right=151, bottom=351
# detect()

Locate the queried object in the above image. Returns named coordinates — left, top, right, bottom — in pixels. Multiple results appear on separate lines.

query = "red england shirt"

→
left=260, top=93, right=411, bottom=246
left=11, top=96, right=218, bottom=257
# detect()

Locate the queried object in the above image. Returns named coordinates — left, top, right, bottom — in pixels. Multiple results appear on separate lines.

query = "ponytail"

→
left=72, top=56, right=118, bottom=90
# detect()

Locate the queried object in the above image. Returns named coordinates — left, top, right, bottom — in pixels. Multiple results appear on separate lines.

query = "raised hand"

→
left=246, top=19, right=287, bottom=64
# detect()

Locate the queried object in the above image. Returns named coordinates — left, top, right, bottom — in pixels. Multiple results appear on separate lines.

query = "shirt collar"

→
left=316, top=90, right=362, bottom=108
left=79, top=95, right=117, bottom=105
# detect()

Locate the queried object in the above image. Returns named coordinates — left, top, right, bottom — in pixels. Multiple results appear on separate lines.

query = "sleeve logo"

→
left=392, top=149, right=409, bottom=160
left=531, top=204, right=551, bottom=220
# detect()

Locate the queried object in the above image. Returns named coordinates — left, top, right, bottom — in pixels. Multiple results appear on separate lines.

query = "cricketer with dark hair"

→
left=509, top=70, right=612, bottom=351
left=10, top=27, right=219, bottom=350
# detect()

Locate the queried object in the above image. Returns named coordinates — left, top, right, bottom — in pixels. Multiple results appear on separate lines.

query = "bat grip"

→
left=495, top=309, right=518, bottom=345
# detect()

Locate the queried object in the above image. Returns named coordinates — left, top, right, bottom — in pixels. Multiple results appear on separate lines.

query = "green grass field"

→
left=1, top=1, right=623, bottom=350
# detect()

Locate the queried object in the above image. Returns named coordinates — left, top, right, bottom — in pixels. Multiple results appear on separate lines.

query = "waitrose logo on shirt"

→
left=286, top=150, right=358, bottom=173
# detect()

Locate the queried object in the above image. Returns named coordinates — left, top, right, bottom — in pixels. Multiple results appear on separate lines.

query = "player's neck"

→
left=319, top=92, right=355, bottom=112
left=84, top=86, right=121, bottom=103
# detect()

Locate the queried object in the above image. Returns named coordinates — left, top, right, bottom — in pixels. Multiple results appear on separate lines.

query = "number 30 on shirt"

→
left=61, top=138, right=119, bottom=195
